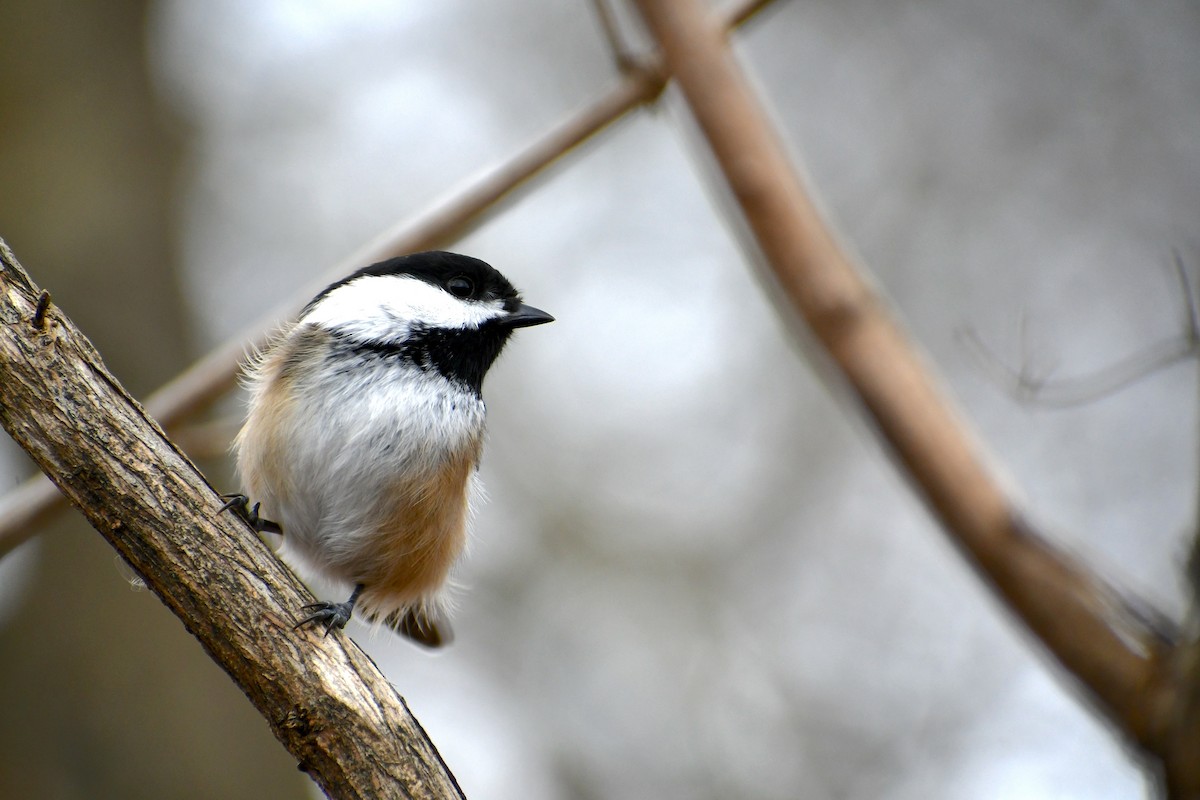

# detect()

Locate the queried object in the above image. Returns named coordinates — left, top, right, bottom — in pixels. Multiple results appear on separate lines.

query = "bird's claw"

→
left=217, top=492, right=251, bottom=517
left=218, top=493, right=282, bottom=534
left=295, top=601, right=355, bottom=637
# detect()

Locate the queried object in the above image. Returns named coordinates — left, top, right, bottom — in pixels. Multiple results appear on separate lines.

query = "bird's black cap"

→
left=306, top=251, right=527, bottom=315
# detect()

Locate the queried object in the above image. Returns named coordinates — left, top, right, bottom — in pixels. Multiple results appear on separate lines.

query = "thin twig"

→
left=960, top=327, right=1196, bottom=407
left=958, top=257, right=1200, bottom=407
left=591, top=0, right=641, bottom=73
left=1173, top=249, right=1200, bottom=343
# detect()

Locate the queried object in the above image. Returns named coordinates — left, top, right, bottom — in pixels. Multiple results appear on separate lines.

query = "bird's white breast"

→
left=234, top=323, right=486, bottom=599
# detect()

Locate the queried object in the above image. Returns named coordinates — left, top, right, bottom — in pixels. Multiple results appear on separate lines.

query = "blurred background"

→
left=1, top=0, right=1198, bottom=797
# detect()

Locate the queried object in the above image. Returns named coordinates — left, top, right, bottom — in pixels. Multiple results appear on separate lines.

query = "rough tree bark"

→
left=630, top=0, right=1199, bottom=795
left=0, top=241, right=464, bottom=799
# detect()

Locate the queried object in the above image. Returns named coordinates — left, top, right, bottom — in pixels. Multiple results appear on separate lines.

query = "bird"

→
left=220, top=251, right=553, bottom=646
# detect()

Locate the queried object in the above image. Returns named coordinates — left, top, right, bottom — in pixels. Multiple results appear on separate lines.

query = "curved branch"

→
left=0, top=241, right=464, bottom=799
left=631, top=0, right=1196, bottom=793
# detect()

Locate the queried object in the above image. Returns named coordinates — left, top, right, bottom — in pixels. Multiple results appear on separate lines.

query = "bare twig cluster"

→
left=959, top=252, right=1199, bottom=408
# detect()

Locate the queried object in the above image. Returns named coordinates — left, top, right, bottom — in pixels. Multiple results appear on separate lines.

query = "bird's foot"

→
left=294, top=585, right=364, bottom=638
left=218, top=493, right=282, bottom=534
left=294, top=601, right=355, bottom=637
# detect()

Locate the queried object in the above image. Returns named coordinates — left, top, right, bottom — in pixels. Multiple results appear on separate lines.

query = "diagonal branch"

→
left=630, top=0, right=1196, bottom=793
left=0, top=241, right=464, bottom=799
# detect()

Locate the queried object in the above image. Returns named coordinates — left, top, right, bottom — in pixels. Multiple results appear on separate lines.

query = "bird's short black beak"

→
left=503, top=303, right=555, bottom=329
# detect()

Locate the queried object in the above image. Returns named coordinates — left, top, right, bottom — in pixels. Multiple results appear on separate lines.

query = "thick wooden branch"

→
left=0, top=241, right=464, bottom=799
left=631, top=0, right=1197, bottom=793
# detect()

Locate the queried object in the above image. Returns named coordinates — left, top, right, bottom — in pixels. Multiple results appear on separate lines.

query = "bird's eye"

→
left=446, top=276, right=474, bottom=298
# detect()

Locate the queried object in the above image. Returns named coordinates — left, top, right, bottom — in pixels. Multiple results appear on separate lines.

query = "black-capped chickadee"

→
left=221, top=251, right=553, bottom=646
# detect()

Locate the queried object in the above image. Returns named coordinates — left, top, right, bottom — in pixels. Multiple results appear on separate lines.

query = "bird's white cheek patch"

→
left=302, top=274, right=504, bottom=340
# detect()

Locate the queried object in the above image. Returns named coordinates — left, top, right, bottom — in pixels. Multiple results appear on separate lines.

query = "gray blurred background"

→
left=1, top=0, right=1198, bottom=797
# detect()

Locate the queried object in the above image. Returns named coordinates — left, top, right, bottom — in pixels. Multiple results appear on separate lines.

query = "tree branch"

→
left=630, top=0, right=1197, bottom=793
left=0, top=241, right=464, bottom=799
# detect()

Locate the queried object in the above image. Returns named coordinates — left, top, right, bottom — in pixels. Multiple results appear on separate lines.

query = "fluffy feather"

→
left=228, top=252, right=551, bottom=645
